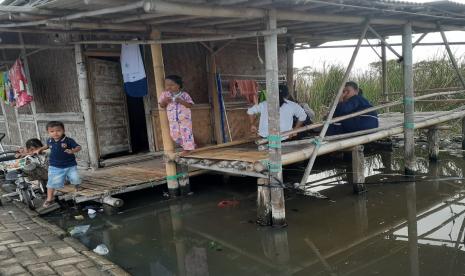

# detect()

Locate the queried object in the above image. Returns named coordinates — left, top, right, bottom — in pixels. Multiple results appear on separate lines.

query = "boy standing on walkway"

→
left=37, top=121, right=81, bottom=208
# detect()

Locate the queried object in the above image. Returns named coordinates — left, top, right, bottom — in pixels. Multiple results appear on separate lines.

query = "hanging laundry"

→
left=121, top=43, right=147, bottom=97
left=229, top=79, right=258, bottom=105
left=9, top=59, right=32, bottom=107
left=3, top=72, right=14, bottom=105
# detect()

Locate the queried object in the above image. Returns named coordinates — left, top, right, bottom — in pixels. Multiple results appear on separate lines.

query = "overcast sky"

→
left=294, top=0, right=465, bottom=73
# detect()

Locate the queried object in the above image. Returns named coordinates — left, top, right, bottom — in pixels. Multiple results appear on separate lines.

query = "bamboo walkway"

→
left=179, top=111, right=465, bottom=177
left=57, top=158, right=201, bottom=204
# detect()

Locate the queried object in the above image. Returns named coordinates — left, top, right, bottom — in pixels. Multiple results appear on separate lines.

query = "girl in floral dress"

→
left=158, top=75, right=196, bottom=155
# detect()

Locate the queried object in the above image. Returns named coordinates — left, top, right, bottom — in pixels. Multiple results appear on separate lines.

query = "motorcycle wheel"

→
left=20, top=189, right=35, bottom=210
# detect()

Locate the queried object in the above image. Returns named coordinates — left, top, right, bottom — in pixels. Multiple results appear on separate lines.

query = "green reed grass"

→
left=294, top=53, right=465, bottom=121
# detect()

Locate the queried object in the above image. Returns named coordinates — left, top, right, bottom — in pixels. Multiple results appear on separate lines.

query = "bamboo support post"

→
left=75, top=44, right=99, bottom=169
left=403, top=23, right=415, bottom=175
left=257, top=177, right=271, bottom=226
left=350, top=145, right=366, bottom=194
left=206, top=46, right=223, bottom=144
left=150, top=30, right=180, bottom=196
left=427, top=127, right=439, bottom=161
left=177, top=164, right=190, bottom=196
left=368, top=26, right=402, bottom=59
left=286, top=37, right=295, bottom=99
left=102, top=196, right=124, bottom=208
left=439, top=25, right=465, bottom=89
left=264, top=9, right=286, bottom=227
left=298, top=21, right=370, bottom=188
left=462, top=117, right=465, bottom=150
left=381, top=40, right=389, bottom=111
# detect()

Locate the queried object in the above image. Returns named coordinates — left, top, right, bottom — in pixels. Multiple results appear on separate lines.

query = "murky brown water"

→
left=46, top=146, right=465, bottom=276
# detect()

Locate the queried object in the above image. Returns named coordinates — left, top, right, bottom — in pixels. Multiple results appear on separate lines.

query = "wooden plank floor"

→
left=57, top=158, right=188, bottom=203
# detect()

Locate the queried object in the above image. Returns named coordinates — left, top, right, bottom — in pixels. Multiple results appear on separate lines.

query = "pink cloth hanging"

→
left=229, top=80, right=258, bottom=105
left=9, top=59, right=32, bottom=107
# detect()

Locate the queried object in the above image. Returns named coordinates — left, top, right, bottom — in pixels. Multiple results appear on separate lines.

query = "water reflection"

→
left=45, top=148, right=465, bottom=275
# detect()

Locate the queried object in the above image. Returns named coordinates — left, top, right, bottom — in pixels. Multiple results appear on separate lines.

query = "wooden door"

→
left=88, top=58, right=131, bottom=157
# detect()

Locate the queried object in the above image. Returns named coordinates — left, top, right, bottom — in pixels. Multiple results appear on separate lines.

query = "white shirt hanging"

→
left=121, top=43, right=146, bottom=83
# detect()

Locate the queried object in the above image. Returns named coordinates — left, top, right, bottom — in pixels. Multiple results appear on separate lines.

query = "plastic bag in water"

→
left=88, top=209, right=97, bottom=219
left=93, top=244, right=109, bottom=255
left=69, top=225, right=90, bottom=236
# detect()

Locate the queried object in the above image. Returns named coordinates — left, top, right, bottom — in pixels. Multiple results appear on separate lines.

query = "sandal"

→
left=42, top=200, right=54, bottom=208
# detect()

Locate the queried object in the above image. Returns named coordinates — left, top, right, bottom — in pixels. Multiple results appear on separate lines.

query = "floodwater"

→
left=46, top=145, right=465, bottom=276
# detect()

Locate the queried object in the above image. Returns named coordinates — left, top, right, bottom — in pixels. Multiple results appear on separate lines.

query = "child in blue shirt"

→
left=36, top=121, right=81, bottom=208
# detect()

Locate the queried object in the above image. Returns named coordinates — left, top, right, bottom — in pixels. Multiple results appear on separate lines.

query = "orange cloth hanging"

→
left=229, top=80, right=258, bottom=105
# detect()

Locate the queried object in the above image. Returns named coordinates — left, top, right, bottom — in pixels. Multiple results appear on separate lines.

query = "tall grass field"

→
left=294, top=54, right=465, bottom=123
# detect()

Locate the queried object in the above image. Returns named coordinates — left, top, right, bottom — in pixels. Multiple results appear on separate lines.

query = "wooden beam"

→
left=150, top=30, right=179, bottom=196
left=439, top=24, right=465, bottom=89
left=264, top=9, right=286, bottom=227
left=75, top=45, right=100, bottom=169
left=403, top=23, right=415, bottom=175
left=381, top=40, right=389, bottom=112
left=0, top=5, right=55, bottom=15
left=73, top=28, right=287, bottom=45
left=0, top=44, right=72, bottom=49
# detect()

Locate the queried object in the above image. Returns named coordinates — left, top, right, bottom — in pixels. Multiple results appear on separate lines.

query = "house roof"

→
left=0, top=0, right=465, bottom=46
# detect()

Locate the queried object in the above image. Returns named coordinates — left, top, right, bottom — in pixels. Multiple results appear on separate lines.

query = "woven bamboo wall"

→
left=3, top=104, right=21, bottom=146
left=27, top=49, right=81, bottom=113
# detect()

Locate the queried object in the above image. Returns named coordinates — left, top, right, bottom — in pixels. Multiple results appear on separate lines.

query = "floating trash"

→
left=88, top=209, right=97, bottom=219
left=217, top=200, right=239, bottom=208
left=93, top=244, right=109, bottom=255
left=74, top=215, right=84, bottom=220
left=69, top=225, right=90, bottom=236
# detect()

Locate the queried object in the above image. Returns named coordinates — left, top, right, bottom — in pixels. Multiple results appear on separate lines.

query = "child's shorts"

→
left=47, top=166, right=81, bottom=189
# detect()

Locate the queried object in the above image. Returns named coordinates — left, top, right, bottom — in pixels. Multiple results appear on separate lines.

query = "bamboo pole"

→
left=298, top=21, right=370, bottom=187
left=142, top=0, right=462, bottom=31
left=351, top=145, right=366, bottom=194
left=150, top=30, right=179, bottom=196
left=75, top=45, right=100, bottom=169
left=427, top=127, right=439, bottom=161
left=257, top=178, right=272, bottom=226
left=439, top=24, right=465, bottom=89
left=264, top=9, right=286, bottom=227
left=368, top=26, right=402, bottom=59
left=403, top=23, right=415, bottom=175
left=18, top=33, right=41, bottom=140
left=72, top=28, right=287, bottom=45
left=0, top=1, right=145, bottom=28
left=381, top=41, right=389, bottom=112
left=462, top=118, right=465, bottom=150
left=297, top=42, right=465, bottom=50
left=256, top=88, right=465, bottom=145
left=286, top=37, right=295, bottom=99
left=278, top=108, right=465, bottom=166
left=206, top=46, right=223, bottom=144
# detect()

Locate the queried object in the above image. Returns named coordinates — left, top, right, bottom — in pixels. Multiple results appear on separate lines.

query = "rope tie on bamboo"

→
left=268, top=134, right=282, bottom=149
left=404, top=97, right=415, bottom=105
left=261, top=160, right=282, bottom=173
left=404, top=122, right=415, bottom=129
left=166, top=172, right=187, bottom=181
left=311, top=137, right=322, bottom=147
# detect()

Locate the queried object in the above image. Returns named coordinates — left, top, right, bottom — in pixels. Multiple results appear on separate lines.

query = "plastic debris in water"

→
left=93, top=244, right=109, bottom=255
left=69, top=225, right=90, bottom=236
left=217, top=200, right=239, bottom=208
left=88, top=209, right=97, bottom=219
left=74, top=215, right=84, bottom=220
